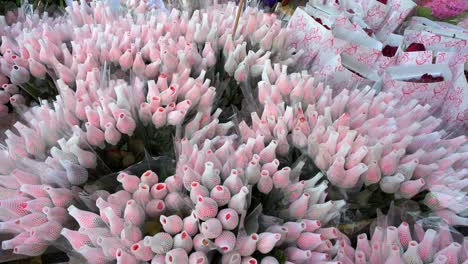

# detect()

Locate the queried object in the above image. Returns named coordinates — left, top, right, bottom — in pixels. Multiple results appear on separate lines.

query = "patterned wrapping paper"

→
left=287, top=0, right=467, bottom=130
left=382, top=64, right=453, bottom=110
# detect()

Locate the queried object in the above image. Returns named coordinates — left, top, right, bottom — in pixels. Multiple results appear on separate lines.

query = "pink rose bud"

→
left=398, top=179, right=425, bottom=199
left=260, top=256, right=280, bottom=264
left=61, top=228, right=93, bottom=251
left=380, top=173, right=405, bottom=194
left=228, top=186, right=249, bottom=214
left=297, top=232, right=323, bottom=251
left=182, top=212, right=199, bottom=237
left=69, top=144, right=97, bottom=168
left=2, top=232, right=30, bottom=250
left=165, top=175, right=183, bottom=193
left=174, top=231, right=193, bottom=253
left=150, top=182, right=168, bottom=200
left=342, top=163, right=368, bottom=188
left=257, top=170, right=273, bottom=194
left=160, top=215, right=183, bottom=235
left=56, top=63, right=75, bottom=84
left=198, top=87, right=216, bottom=110
left=289, top=193, right=310, bottom=220
left=401, top=241, right=422, bottom=264
left=215, top=231, right=236, bottom=253
left=11, top=169, right=40, bottom=185
left=202, top=162, right=221, bottom=190
left=145, top=60, right=161, bottom=79
left=13, top=242, right=48, bottom=257
left=283, top=222, right=306, bottom=243
left=124, top=200, right=145, bottom=226
left=195, top=195, right=218, bottom=221
left=21, top=197, right=52, bottom=213
left=200, top=218, right=223, bottom=239
left=42, top=206, right=69, bottom=224
left=259, top=140, right=278, bottom=163
left=133, top=183, right=151, bottom=206
left=28, top=58, right=47, bottom=79
left=285, top=247, right=312, bottom=263
left=161, top=50, right=178, bottom=72
left=106, top=191, right=131, bottom=210
left=257, top=232, right=282, bottom=254
left=363, top=160, right=382, bottom=186
left=84, top=106, right=100, bottom=128
left=356, top=234, right=371, bottom=259
left=9, top=94, right=25, bottom=107
left=138, top=103, right=152, bottom=125
left=189, top=251, right=209, bottom=264
left=144, top=232, right=173, bottom=254
left=85, top=122, right=105, bottom=147
left=296, top=219, right=318, bottom=233
left=272, top=167, right=290, bottom=189
left=9, top=65, right=30, bottom=85
left=116, top=248, right=138, bottom=264
left=262, top=159, right=280, bottom=175
left=152, top=107, right=167, bottom=128
left=380, top=149, right=404, bottom=176
left=236, top=233, right=259, bottom=257
left=120, top=223, right=143, bottom=244
left=15, top=212, right=47, bottom=231
left=395, top=222, right=411, bottom=250
left=210, top=185, right=231, bottom=207
left=116, top=113, right=136, bottom=136
left=166, top=248, right=189, bottom=263
left=44, top=186, right=74, bottom=208
left=132, top=52, right=145, bottom=76
left=130, top=241, right=153, bottom=261
left=67, top=205, right=105, bottom=228
left=241, top=256, right=258, bottom=264
left=183, top=166, right=202, bottom=191
left=117, top=172, right=140, bottom=193
left=245, top=160, right=261, bottom=185
left=103, top=207, right=124, bottom=236
left=119, top=49, right=133, bottom=71
left=104, top=122, right=121, bottom=146
left=145, top=199, right=165, bottom=218
left=96, top=236, right=125, bottom=258
left=224, top=170, right=243, bottom=195
left=167, top=110, right=187, bottom=126
left=190, top=181, right=209, bottom=203
left=141, top=170, right=159, bottom=186
left=60, top=160, right=88, bottom=185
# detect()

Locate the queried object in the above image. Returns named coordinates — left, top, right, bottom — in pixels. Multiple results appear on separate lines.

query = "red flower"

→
left=406, top=43, right=426, bottom=52
left=382, top=45, right=398, bottom=57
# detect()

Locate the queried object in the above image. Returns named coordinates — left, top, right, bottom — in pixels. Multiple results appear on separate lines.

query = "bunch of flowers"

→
left=0, top=0, right=466, bottom=263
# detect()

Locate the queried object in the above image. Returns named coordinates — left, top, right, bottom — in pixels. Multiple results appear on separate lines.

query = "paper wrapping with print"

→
left=304, top=1, right=340, bottom=22
left=436, top=51, right=468, bottom=129
left=316, top=53, right=377, bottom=92
left=382, top=64, right=452, bottom=111
left=407, top=17, right=468, bottom=38
left=302, top=4, right=337, bottom=30
left=375, top=34, right=404, bottom=74
left=310, top=36, right=348, bottom=73
left=375, top=0, right=416, bottom=41
left=396, top=50, right=433, bottom=66
left=361, top=0, right=389, bottom=30
left=404, top=29, right=468, bottom=53
left=287, top=7, right=334, bottom=67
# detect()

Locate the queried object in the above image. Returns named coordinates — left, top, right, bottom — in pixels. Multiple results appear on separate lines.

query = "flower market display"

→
left=0, top=0, right=466, bottom=263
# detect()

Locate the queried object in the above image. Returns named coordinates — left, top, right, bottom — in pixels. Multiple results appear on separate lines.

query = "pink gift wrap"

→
left=383, top=64, right=452, bottom=110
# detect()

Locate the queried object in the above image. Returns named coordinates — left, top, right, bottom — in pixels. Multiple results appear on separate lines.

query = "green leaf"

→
left=415, top=6, right=434, bottom=18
